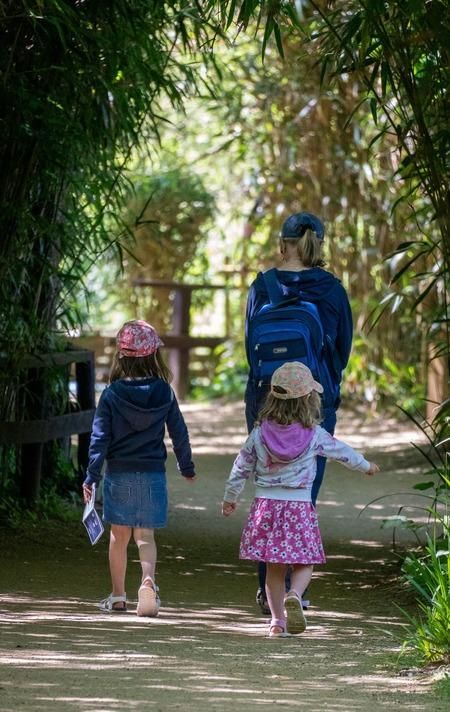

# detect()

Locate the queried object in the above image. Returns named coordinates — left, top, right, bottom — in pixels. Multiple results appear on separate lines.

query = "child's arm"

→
left=222, top=431, right=257, bottom=514
left=83, top=392, right=112, bottom=500
left=314, top=427, right=379, bottom=474
left=166, top=390, right=196, bottom=478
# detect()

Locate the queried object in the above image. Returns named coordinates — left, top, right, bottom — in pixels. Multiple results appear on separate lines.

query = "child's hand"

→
left=222, top=501, right=236, bottom=517
left=82, top=484, right=93, bottom=504
left=366, top=462, right=379, bottom=475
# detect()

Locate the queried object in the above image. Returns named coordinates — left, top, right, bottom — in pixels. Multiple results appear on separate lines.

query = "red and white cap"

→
left=116, top=320, right=163, bottom=358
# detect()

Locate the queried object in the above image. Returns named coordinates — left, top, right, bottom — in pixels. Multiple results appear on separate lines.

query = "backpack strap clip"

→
left=262, top=269, right=298, bottom=308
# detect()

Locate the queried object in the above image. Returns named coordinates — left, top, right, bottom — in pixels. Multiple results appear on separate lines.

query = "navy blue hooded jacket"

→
left=84, top=378, right=195, bottom=486
left=245, top=267, right=353, bottom=411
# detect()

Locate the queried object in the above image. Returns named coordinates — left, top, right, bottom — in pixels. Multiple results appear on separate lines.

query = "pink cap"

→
left=116, top=320, right=163, bottom=358
left=270, top=361, right=323, bottom=399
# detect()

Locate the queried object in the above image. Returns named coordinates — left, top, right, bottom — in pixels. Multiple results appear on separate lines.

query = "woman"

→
left=244, top=211, right=353, bottom=613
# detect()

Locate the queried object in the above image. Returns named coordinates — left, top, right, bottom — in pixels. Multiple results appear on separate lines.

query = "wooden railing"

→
left=0, top=348, right=95, bottom=502
left=133, top=279, right=229, bottom=399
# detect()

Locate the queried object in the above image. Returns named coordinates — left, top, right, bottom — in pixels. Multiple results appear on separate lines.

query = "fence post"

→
left=20, top=368, right=46, bottom=503
left=169, top=286, right=192, bottom=400
left=75, top=353, right=96, bottom=481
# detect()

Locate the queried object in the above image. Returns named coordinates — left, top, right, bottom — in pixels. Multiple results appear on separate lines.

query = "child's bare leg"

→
left=284, top=564, right=312, bottom=634
left=134, top=528, right=159, bottom=617
left=133, top=527, right=157, bottom=583
left=265, top=562, right=288, bottom=631
left=109, top=524, right=132, bottom=607
left=289, top=564, right=313, bottom=599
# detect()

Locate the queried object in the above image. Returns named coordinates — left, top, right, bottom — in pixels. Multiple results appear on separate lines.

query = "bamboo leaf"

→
left=261, top=16, right=274, bottom=60
left=370, top=97, right=378, bottom=125
left=390, top=250, right=430, bottom=284
left=413, top=482, right=436, bottom=491
left=412, top=277, right=442, bottom=310
left=226, top=0, right=238, bottom=28
left=273, top=21, right=284, bottom=59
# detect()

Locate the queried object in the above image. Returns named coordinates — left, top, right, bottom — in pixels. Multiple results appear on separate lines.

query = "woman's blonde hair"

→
left=257, top=389, right=322, bottom=428
left=281, top=231, right=325, bottom=268
left=110, top=349, right=172, bottom=383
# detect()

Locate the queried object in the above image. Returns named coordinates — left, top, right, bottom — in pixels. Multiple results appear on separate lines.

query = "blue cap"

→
left=281, top=212, right=325, bottom=241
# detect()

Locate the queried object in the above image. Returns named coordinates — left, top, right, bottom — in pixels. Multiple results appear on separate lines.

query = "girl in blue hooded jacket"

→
left=83, top=320, right=195, bottom=616
left=244, top=212, right=353, bottom=613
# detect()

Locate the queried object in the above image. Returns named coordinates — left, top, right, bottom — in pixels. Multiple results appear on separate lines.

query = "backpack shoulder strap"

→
left=261, top=268, right=284, bottom=306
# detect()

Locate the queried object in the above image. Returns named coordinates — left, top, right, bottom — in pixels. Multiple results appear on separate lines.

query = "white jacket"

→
left=224, top=423, right=371, bottom=503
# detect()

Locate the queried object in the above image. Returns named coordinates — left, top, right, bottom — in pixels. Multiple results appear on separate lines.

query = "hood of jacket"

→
left=254, top=267, right=340, bottom=303
left=260, top=420, right=314, bottom=462
left=106, top=378, right=173, bottom=432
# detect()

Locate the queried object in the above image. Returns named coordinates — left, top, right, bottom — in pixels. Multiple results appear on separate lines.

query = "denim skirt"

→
left=103, top=471, right=168, bottom=528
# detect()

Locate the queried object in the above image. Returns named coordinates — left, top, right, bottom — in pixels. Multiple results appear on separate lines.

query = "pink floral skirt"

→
left=239, top=498, right=326, bottom=565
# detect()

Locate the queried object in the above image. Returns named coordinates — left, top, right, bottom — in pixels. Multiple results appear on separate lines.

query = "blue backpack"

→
left=247, top=269, right=336, bottom=407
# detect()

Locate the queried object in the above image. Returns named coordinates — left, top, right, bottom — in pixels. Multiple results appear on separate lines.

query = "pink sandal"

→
left=136, top=576, right=160, bottom=617
left=268, top=618, right=287, bottom=637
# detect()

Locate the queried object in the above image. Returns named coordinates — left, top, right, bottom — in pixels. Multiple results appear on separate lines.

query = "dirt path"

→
left=0, top=402, right=445, bottom=711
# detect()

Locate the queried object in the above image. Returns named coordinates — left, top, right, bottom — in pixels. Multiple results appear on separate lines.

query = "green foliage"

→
left=435, top=674, right=450, bottom=702
left=85, top=164, right=216, bottom=332
left=122, top=168, right=216, bottom=329
left=0, top=0, right=235, bottom=505
left=377, top=408, right=449, bottom=535
left=401, top=526, right=450, bottom=664
left=306, top=0, right=450, bottom=425
left=222, top=29, right=436, bottom=402
left=344, top=336, right=425, bottom=411
left=190, top=344, right=248, bottom=399
left=0, top=490, right=81, bottom=529
left=380, top=407, right=450, bottom=664
left=0, top=0, right=230, bottom=333
left=0, top=434, right=78, bottom=508
left=41, top=440, right=79, bottom=496
left=0, top=437, right=81, bottom=527
left=0, top=0, right=223, bottom=348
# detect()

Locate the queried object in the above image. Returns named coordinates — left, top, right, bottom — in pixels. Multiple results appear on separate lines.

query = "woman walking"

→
left=244, top=211, right=353, bottom=612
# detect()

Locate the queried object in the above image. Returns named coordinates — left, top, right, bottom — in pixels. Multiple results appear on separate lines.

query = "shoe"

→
left=99, top=593, right=127, bottom=612
left=137, top=577, right=160, bottom=617
left=268, top=618, right=288, bottom=638
left=286, top=573, right=309, bottom=609
left=256, top=587, right=271, bottom=616
left=284, top=591, right=307, bottom=634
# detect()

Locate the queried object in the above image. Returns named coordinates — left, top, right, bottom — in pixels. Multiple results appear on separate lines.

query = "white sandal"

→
left=137, top=577, right=160, bottom=617
left=99, top=593, right=127, bottom=613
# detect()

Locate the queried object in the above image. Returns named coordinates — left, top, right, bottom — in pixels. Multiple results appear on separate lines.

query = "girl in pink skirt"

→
left=222, top=361, right=379, bottom=637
